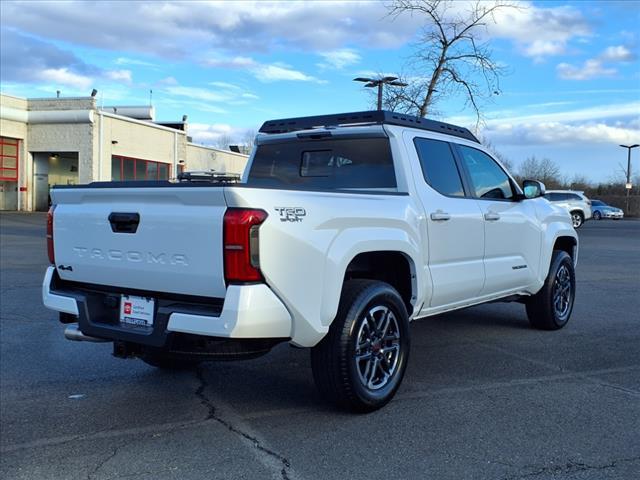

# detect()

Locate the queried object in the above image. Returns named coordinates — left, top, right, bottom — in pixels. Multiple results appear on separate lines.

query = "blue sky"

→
left=1, top=0, right=639, bottom=182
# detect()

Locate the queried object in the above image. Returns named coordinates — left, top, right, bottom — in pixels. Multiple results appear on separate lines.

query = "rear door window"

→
left=248, top=137, right=396, bottom=189
left=414, top=138, right=465, bottom=197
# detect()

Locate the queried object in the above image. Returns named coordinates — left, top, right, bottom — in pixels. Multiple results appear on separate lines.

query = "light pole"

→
left=619, top=144, right=639, bottom=215
left=353, top=76, right=408, bottom=110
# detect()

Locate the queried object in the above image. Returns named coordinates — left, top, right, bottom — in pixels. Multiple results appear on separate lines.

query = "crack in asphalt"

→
left=472, top=341, right=640, bottom=397
left=503, top=456, right=640, bottom=480
left=86, top=437, right=137, bottom=480
left=194, top=367, right=293, bottom=480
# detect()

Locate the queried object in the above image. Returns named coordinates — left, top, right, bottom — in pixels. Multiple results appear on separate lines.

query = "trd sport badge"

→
left=274, top=207, right=306, bottom=222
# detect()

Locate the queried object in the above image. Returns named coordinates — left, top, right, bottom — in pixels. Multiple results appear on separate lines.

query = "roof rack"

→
left=258, top=110, right=479, bottom=143
left=177, top=171, right=241, bottom=183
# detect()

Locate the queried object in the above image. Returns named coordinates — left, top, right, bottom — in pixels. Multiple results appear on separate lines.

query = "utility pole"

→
left=619, top=144, right=639, bottom=215
left=353, top=76, right=408, bottom=110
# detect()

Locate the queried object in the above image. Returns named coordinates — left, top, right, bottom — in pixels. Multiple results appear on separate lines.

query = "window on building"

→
left=146, top=161, right=158, bottom=179
left=158, top=163, right=168, bottom=179
left=0, top=137, right=19, bottom=181
left=111, top=156, right=170, bottom=181
left=111, top=157, right=121, bottom=181
left=122, top=158, right=135, bottom=180
left=135, top=160, right=146, bottom=180
left=414, top=138, right=465, bottom=197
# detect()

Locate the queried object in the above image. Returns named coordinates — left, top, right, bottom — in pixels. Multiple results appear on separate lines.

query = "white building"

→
left=0, top=93, right=248, bottom=211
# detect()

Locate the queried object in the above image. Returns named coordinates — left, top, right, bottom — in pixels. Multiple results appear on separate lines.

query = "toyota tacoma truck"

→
left=43, top=110, right=578, bottom=412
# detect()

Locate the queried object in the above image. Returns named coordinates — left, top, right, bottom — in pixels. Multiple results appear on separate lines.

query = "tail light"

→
left=47, top=205, right=56, bottom=264
left=223, top=208, right=267, bottom=283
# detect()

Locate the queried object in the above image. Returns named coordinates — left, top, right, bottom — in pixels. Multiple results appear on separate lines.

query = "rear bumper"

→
left=42, top=266, right=292, bottom=347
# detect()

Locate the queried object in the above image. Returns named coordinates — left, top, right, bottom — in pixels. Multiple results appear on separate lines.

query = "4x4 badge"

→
left=274, top=207, right=306, bottom=222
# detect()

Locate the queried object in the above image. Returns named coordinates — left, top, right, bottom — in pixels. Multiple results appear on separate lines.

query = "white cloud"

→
left=161, top=80, right=259, bottom=110
left=159, top=76, right=179, bottom=85
left=164, top=86, right=231, bottom=103
left=449, top=102, right=640, bottom=127
left=557, top=59, right=616, bottom=81
left=555, top=44, right=637, bottom=81
left=0, top=1, right=411, bottom=58
left=205, top=56, right=322, bottom=83
left=489, top=2, right=590, bottom=60
left=206, top=81, right=261, bottom=100
left=106, top=69, right=132, bottom=83
left=205, top=56, right=257, bottom=69
left=484, top=121, right=639, bottom=146
left=473, top=101, right=640, bottom=147
left=41, top=68, right=93, bottom=89
left=187, top=122, right=261, bottom=148
left=318, top=49, right=361, bottom=69
left=253, top=63, right=318, bottom=82
left=600, top=45, right=636, bottom=63
left=188, top=122, right=236, bottom=144
left=209, top=81, right=241, bottom=90
left=115, top=57, right=158, bottom=68
left=158, top=96, right=228, bottom=114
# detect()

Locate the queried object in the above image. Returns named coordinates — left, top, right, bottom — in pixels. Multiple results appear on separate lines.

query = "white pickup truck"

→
left=43, top=111, right=578, bottom=412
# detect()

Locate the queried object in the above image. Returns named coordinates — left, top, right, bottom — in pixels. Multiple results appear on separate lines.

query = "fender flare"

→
left=539, top=224, right=578, bottom=284
left=319, top=228, right=424, bottom=327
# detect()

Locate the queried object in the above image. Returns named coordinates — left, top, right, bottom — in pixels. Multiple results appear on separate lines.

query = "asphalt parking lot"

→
left=1, top=212, right=639, bottom=480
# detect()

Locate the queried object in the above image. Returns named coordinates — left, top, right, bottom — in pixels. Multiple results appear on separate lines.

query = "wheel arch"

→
left=321, top=237, right=423, bottom=330
left=538, top=230, right=578, bottom=285
left=554, top=236, right=578, bottom=262
left=343, top=251, right=416, bottom=314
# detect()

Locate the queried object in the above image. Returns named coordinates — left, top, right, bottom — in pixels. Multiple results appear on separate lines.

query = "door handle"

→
left=109, top=212, right=140, bottom=233
left=484, top=212, right=501, bottom=221
left=430, top=211, right=451, bottom=222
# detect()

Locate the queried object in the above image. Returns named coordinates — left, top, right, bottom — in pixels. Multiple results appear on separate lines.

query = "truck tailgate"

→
left=51, top=186, right=227, bottom=298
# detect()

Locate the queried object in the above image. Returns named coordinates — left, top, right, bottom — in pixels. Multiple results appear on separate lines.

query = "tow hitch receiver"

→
left=113, top=341, right=143, bottom=359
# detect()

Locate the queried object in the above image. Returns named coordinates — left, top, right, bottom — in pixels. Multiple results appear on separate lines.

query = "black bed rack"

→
left=258, top=110, right=479, bottom=143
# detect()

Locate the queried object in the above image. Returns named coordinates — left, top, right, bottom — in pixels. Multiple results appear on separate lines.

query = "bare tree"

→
left=383, top=0, right=516, bottom=125
left=241, top=129, right=258, bottom=155
left=568, top=174, right=591, bottom=191
left=215, top=134, right=233, bottom=151
left=519, top=156, right=562, bottom=188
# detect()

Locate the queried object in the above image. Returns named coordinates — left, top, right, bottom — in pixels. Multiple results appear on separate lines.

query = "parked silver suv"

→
left=545, top=190, right=592, bottom=228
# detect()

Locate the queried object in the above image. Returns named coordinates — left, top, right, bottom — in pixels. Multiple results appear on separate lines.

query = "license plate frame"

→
left=119, top=295, right=155, bottom=328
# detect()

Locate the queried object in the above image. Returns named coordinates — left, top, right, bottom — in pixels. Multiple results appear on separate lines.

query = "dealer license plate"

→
left=119, top=295, right=155, bottom=327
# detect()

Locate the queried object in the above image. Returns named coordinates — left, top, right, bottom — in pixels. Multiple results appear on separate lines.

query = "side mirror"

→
left=522, top=179, right=546, bottom=199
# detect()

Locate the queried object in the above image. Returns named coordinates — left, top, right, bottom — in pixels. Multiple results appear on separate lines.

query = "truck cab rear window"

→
left=247, top=138, right=396, bottom=189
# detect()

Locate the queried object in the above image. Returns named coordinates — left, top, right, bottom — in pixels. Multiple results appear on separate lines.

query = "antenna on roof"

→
left=149, top=89, right=153, bottom=107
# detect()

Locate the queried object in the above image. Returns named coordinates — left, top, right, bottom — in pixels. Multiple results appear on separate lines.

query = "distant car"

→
left=591, top=200, right=624, bottom=220
left=545, top=190, right=592, bottom=228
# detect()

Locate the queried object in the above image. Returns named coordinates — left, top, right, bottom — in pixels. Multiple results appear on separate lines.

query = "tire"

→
left=310, top=280, right=410, bottom=412
left=593, top=211, right=602, bottom=220
left=570, top=211, right=584, bottom=228
left=526, top=250, right=575, bottom=330
left=141, top=351, right=201, bottom=370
